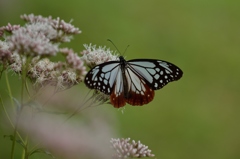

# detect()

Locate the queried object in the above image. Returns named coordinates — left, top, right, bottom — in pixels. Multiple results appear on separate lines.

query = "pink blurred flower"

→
left=17, top=108, right=117, bottom=159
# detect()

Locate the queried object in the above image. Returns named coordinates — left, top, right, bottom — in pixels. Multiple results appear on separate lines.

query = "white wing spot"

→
left=165, top=70, right=170, bottom=74
left=104, top=79, right=108, bottom=85
left=154, top=83, right=158, bottom=88
left=160, top=80, right=163, bottom=83
left=160, top=71, right=164, bottom=75
left=164, top=75, right=168, bottom=79
left=155, top=68, right=160, bottom=72
left=154, top=74, right=160, bottom=80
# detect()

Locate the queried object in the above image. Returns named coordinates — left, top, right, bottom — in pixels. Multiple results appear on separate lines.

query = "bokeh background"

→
left=0, top=0, right=240, bottom=159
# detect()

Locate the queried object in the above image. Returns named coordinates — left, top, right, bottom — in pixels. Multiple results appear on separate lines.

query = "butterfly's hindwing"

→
left=110, top=69, right=126, bottom=108
left=124, top=67, right=155, bottom=106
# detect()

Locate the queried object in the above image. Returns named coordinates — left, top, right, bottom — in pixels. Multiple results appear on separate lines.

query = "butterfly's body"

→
left=119, top=56, right=131, bottom=99
left=84, top=56, right=183, bottom=108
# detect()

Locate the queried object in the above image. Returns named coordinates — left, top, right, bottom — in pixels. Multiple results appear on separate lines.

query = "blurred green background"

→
left=0, top=0, right=240, bottom=159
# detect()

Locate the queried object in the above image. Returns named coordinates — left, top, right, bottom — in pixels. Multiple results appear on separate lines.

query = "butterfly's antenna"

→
left=107, top=39, right=122, bottom=55
left=122, top=45, right=130, bottom=57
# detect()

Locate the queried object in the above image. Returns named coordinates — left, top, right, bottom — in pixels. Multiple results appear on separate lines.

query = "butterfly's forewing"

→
left=127, top=59, right=183, bottom=90
left=84, top=61, right=121, bottom=95
left=119, top=59, right=182, bottom=106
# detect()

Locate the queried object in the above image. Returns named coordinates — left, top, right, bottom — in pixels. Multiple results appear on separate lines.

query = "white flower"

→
left=21, top=14, right=81, bottom=42
left=8, top=26, right=59, bottom=56
left=81, top=43, right=118, bottom=68
left=110, top=138, right=155, bottom=159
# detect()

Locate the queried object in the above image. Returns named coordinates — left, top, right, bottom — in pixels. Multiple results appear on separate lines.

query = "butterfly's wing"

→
left=109, top=67, right=127, bottom=108
left=84, top=58, right=183, bottom=108
left=84, top=61, right=121, bottom=95
left=84, top=61, right=128, bottom=108
left=124, top=66, right=155, bottom=106
left=127, top=59, right=183, bottom=90
left=123, top=59, right=183, bottom=106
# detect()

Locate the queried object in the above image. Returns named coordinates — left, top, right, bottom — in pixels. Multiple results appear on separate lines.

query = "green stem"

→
left=11, top=122, right=17, bottom=159
left=20, top=56, right=28, bottom=159
left=1, top=79, right=24, bottom=143
left=5, top=71, right=17, bottom=159
left=10, top=55, right=31, bottom=159
left=23, top=136, right=29, bottom=159
left=5, top=72, right=15, bottom=110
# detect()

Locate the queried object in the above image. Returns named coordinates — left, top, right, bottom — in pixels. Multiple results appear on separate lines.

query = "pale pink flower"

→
left=81, top=43, right=118, bottom=68
left=60, top=48, right=87, bottom=78
left=27, top=56, right=86, bottom=91
left=8, top=26, right=59, bottom=56
left=21, top=14, right=81, bottom=42
left=110, top=138, right=155, bottom=159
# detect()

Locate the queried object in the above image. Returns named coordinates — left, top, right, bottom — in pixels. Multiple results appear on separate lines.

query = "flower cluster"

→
left=81, top=43, right=118, bottom=68
left=61, top=48, right=87, bottom=75
left=110, top=138, right=155, bottom=159
left=26, top=52, right=87, bottom=91
left=8, top=24, right=59, bottom=56
left=21, top=14, right=81, bottom=34
left=0, top=14, right=86, bottom=90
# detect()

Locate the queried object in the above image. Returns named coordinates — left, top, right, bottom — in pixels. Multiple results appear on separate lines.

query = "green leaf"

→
left=29, top=148, right=55, bottom=158
left=12, top=97, right=21, bottom=112
left=4, top=135, right=26, bottom=148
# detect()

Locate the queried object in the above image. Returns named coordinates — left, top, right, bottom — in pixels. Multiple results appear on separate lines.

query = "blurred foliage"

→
left=0, top=0, right=240, bottom=159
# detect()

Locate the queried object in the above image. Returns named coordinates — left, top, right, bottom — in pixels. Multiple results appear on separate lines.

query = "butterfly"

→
left=84, top=56, right=183, bottom=108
